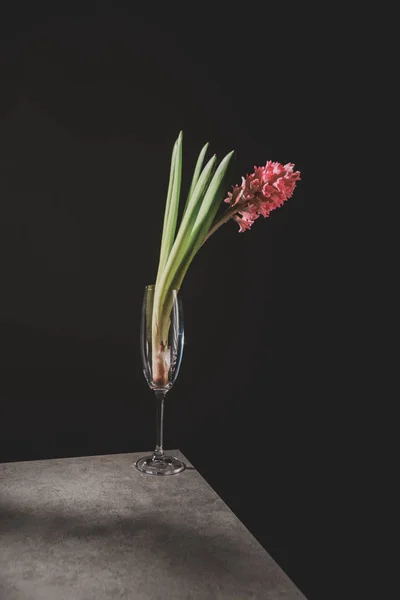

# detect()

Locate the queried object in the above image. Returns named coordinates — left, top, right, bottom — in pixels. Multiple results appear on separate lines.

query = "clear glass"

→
left=134, top=284, right=186, bottom=475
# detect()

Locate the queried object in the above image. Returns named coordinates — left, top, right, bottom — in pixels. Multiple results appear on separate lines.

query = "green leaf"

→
left=154, top=150, right=234, bottom=335
left=171, top=150, right=235, bottom=291
left=154, top=132, right=183, bottom=286
left=182, top=142, right=209, bottom=219
left=154, top=154, right=217, bottom=308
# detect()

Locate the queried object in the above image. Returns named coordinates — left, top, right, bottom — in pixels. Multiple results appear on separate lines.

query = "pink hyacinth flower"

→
left=224, top=161, right=301, bottom=232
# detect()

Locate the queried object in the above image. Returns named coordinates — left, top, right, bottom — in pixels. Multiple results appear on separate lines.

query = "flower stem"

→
left=201, top=206, right=238, bottom=246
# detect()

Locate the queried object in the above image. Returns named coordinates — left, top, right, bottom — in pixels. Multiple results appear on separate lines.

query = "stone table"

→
left=0, top=450, right=306, bottom=599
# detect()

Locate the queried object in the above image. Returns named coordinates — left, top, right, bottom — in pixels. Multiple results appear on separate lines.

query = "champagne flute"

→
left=135, top=284, right=186, bottom=475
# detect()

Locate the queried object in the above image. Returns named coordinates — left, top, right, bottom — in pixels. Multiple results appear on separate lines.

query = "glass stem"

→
left=153, top=390, right=166, bottom=460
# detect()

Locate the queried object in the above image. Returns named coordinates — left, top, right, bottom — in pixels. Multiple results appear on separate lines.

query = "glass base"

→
left=134, top=454, right=186, bottom=476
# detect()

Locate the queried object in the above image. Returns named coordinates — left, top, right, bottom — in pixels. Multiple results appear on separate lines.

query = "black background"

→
left=0, top=5, right=327, bottom=599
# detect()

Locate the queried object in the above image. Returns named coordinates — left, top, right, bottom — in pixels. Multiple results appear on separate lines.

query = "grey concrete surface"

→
left=0, top=450, right=306, bottom=599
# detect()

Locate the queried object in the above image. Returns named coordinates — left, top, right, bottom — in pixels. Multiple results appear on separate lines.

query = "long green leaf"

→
left=171, top=150, right=235, bottom=291
left=154, top=150, right=234, bottom=338
left=154, top=132, right=182, bottom=286
left=191, top=151, right=234, bottom=241
left=182, top=142, right=209, bottom=219
left=154, top=154, right=217, bottom=304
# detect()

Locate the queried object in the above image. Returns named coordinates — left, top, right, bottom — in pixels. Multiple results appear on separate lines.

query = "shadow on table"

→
left=0, top=500, right=277, bottom=592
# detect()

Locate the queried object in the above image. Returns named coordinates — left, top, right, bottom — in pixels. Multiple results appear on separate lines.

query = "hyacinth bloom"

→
left=151, top=134, right=301, bottom=385
left=224, top=161, right=301, bottom=232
